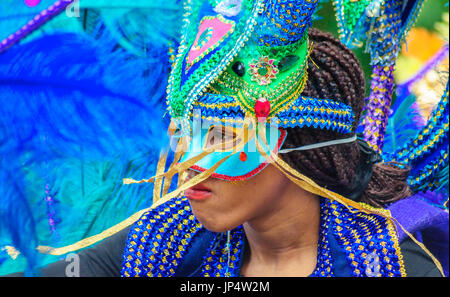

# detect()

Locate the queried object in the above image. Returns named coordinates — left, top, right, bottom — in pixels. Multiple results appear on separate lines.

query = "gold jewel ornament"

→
left=248, top=56, right=279, bottom=86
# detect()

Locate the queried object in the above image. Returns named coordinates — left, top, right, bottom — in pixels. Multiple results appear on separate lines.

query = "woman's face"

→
left=185, top=164, right=293, bottom=232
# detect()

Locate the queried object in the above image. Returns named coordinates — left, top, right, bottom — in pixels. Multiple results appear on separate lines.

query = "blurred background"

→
left=316, top=0, right=448, bottom=82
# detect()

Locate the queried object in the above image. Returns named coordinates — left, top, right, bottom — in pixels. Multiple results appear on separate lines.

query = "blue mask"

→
left=180, top=119, right=287, bottom=180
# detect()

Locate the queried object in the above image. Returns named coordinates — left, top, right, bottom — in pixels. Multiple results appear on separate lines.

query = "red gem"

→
left=254, top=97, right=270, bottom=122
left=239, top=151, right=247, bottom=162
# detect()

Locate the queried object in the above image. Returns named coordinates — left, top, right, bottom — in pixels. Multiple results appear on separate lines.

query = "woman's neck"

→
left=241, top=184, right=321, bottom=277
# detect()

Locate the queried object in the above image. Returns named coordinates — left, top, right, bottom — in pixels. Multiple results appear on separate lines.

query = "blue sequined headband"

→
left=191, top=93, right=355, bottom=134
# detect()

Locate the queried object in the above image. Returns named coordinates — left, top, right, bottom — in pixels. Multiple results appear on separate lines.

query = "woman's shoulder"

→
left=327, top=199, right=407, bottom=277
left=400, top=237, right=443, bottom=277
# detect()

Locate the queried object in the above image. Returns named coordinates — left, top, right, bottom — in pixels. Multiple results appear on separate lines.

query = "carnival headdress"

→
left=122, top=0, right=369, bottom=215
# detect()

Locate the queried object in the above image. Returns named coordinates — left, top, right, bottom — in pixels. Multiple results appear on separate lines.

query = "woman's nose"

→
left=185, top=169, right=198, bottom=182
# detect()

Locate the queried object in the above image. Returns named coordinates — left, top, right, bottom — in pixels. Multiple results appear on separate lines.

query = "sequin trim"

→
left=329, top=200, right=406, bottom=277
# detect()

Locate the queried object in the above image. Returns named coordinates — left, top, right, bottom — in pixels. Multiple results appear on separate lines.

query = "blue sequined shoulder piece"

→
left=121, top=197, right=203, bottom=277
left=121, top=197, right=406, bottom=277
left=328, top=200, right=406, bottom=277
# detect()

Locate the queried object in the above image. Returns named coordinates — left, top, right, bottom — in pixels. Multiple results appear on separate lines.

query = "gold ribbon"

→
left=153, top=148, right=169, bottom=204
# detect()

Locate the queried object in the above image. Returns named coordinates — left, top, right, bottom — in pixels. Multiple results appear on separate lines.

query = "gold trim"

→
left=153, top=148, right=169, bottom=204
left=387, top=217, right=407, bottom=277
left=358, top=202, right=407, bottom=277
left=194, top=100, right=239, bottom=109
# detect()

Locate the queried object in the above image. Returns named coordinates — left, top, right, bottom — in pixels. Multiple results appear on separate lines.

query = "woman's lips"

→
left=185, top=183, right=212, bottom=201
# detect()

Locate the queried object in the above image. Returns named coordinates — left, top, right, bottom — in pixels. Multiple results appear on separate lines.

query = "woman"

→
left=181, top=27, right=421, bottom=277
left=9, top=27, right=441, bottom=278
left=5, top=0, right=446, bottom=277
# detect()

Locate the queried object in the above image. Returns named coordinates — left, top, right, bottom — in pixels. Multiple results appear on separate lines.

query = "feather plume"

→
left=0, top=0, right=182, bottom=57
left=382, top=92, right=425, bottom=160
left=0, top=30, right=173, bottom=275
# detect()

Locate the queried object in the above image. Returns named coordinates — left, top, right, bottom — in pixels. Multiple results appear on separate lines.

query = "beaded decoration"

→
left=408, top=150, right=448, bottom=193
left=166, top=0, right=325, bottom=134
left=271, top=97, right=355, bottom=134
left=311, top=198, right=334, bottom=277
left=361, top=65, right=396, bottom=153
left=329, top=200, right=406, bottom=277
left=210, top=37, right=311, bottom=119
left=258, top=0, right=320, bottom=47
left=333, top=0, right=425, bottom=58
left=200, top=227, right=245, bottom=277
left=121, top=197, right=203, bottom=277
left=190, top=94, right=355, bottom=134
left=360, top=1, right=404, bottom=153
left=121, top=197, right=406, bottom=277
left=248, top=56, right=279, bottom=86
left=176, top=6, right=357, bottom=136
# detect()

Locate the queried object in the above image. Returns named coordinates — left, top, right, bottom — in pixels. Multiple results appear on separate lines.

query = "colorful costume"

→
left=0, top=0, right=448, bottom=277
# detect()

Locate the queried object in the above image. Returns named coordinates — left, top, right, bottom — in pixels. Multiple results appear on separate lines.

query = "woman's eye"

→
left=212, top=129, right=231, bottom=143
left=204, top=126, right=240, bottom=151
left=221, top=133, right=232, bottom=141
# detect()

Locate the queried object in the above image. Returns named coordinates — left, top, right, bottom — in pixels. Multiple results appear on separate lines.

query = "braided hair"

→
left=281, top=28, right=412, bottom=208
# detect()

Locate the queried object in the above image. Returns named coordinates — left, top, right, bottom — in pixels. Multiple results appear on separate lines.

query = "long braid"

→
left=282, top=28, right=411, bottom=208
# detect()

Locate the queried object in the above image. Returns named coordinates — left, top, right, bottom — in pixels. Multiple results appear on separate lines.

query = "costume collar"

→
left=121, top=196, right=406, bottom=277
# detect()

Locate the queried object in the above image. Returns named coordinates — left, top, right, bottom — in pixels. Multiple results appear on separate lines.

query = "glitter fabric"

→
left=121, top=197, right=405, bottom=277
left=362, top=65, right=396, bottom=153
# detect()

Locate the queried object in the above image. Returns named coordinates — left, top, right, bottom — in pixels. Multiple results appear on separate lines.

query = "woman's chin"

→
left=189, top=206, right=236, bottom=233
left=201, top=222, right=230, bottom=233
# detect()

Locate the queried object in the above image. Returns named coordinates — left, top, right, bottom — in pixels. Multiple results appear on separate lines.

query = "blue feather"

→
left=0, top=0, right=84, bottom=44
left=0, top=32, right=169, bottom=157
left=0, top=31, right=171, bottom=275
left=382, top=91, right=425, bottom=160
